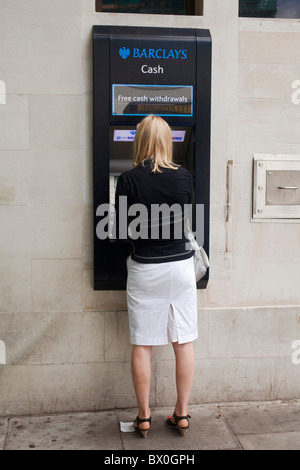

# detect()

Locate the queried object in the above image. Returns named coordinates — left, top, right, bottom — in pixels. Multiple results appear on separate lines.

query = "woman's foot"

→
left=167, top=411, right=191, bottom=436
left=134, top=415, right=151, bottom=438
left=169, top=413, right=189, bottom=429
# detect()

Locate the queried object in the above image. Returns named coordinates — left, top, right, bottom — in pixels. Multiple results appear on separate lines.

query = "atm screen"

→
left=109, top=125, right=192, bottom=175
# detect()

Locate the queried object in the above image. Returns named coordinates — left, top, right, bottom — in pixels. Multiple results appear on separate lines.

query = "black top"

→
left=115, top=159, right=194, bottom=263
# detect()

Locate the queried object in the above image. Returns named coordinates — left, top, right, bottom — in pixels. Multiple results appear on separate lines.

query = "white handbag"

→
left=186, top=224, right=209, bottom=282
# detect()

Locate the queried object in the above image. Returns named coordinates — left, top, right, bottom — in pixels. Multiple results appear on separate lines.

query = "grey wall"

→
left=0, top=0, right=300, bottom=416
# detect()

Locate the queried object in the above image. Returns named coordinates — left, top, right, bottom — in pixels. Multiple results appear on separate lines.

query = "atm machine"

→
left=93, top=26, right=211, bottom=290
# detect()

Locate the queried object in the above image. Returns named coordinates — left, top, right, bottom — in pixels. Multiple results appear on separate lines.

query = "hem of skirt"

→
left=177, top=331, right=198, bottom=345
left=130, top=331, right=198, bottom=346
left=130, top=335, right=169, bottom=346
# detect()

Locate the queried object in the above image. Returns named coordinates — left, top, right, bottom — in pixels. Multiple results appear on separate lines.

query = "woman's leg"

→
left=131, top=345, right=152, bottom=429
left=171, top=341, right=195, bottom=427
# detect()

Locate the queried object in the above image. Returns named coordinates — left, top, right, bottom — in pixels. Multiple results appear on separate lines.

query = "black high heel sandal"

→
left=134, top=416, right=152, bottom=439
left=167, top=412, right=191, bottom=436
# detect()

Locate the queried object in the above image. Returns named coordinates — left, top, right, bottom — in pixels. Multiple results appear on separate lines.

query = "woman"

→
left=115, top=115, right=197, bottom=438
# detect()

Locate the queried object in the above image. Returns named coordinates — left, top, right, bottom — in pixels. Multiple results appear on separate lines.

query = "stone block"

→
left=238, top=103, right=300, bottom=145
left=192, top=357, right=277, bottom=403
left=83, top=269, right=127, bottom=311
left=204, top=278, right=232, bottom=306
left=210, top=221, right=227, bottom=254
left=0, top=0, right=81, bottom=95
left=239, top=62, right=300, bottom=101
left=0, top=259, right=31, bottom=313
left=152, top=343, right=174, bottom=361
left=0, top=206, right=33, bottom=258
left=104, top=311, right=131, bottom=362
left=0, top=38, right=81, bottom=96
left=208, top=307, right=300, bottom=359
left=32, top=259, right=82, bottom=312
left=0, top=203, right=82, bottom=260
left=0, top=312, right=105, bottom=365
left=81, top=94, right=93, bottom=206
left=260, top=223, right=300, bottom=258
left=275, top=357, right=300, bottom=400
left=30, top=95, right=81, bottom=150
left=28, top=150, right=81, bottom=206
left=239, top=31, right=298, bottom=64
left=0, top=150, right=30, bottom=178
left=83, top=204, right=93, bottom=267
left=152, top=360, right=177, bottom=407
left=31, top=205, right=82, bottom=259
left=0, top=95, right=29, bottom=150
left=231, top=253, right=300, bottom=306
left=0, top=362, right=136, bottom=415
left=231, top=163, right=260, bottom=256
left=0, top=177, right=27, bottom=206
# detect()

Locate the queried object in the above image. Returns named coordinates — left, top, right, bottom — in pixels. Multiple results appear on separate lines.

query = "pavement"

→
left=1, top=399, right=300, bottom=451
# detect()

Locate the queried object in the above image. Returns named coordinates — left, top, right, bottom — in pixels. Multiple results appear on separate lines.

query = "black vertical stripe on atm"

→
left=195, top=31, right=211, bottom=288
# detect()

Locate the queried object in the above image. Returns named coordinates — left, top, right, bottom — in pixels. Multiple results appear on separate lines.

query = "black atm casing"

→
left=93, top=26, right=211, bottom=290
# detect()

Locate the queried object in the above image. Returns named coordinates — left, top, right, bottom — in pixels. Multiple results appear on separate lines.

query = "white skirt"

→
left=126, top=256, right=198, bottom=346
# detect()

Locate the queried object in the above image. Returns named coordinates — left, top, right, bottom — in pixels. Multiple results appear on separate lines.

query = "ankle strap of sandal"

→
left=136, top=416, right=152, bottom=425
left=173, top=412, right=191, bottom=424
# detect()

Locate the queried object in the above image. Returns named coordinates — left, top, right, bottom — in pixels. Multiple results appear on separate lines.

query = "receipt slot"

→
left=93, top=26, right=211, bottom=290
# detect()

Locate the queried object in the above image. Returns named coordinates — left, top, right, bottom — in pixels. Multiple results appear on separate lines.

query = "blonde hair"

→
left=133, top=115, right=178, bottom=173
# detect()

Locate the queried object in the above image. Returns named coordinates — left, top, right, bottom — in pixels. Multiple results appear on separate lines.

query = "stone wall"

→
left=0, top=0, right=300, bottom=416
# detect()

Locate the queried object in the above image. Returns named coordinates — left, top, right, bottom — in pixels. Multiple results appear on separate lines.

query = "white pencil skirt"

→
left=126, top=256, right=198, bottom=346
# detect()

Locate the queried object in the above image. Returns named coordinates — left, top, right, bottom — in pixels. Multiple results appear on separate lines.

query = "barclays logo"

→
left=119, top=47, right=130, bottom=59
left=118, top=46, right=187, bottom=60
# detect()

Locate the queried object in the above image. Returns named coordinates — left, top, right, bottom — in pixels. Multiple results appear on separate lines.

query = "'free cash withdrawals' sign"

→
left=112, top=84, right=193, bottom=117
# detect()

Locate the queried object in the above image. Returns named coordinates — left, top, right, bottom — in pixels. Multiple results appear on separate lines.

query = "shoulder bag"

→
left=186, top=223, right=209, bottom=282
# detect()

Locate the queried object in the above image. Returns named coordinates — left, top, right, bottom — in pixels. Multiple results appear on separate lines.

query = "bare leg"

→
left=131, top=345, right=152, bottom=430
left=171, top=341, right=195, bottom=428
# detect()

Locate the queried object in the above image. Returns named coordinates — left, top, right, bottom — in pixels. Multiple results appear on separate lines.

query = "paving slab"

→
left=220, top=401, right=300, bottom=434
left=238, top=431, right=300, bottom=450
left=4, top=411, right=122, bottom=450
left=0, top=419, right=8, bottom=450
left=117, top=405, right=240, bottom=450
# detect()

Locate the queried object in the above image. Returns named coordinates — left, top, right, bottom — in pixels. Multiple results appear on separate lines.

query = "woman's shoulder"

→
left=177, top=165, right=191, bottom=174
left=175, top=166, right=192, bottom=179
left=119, top=166, right=140, bottom=180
